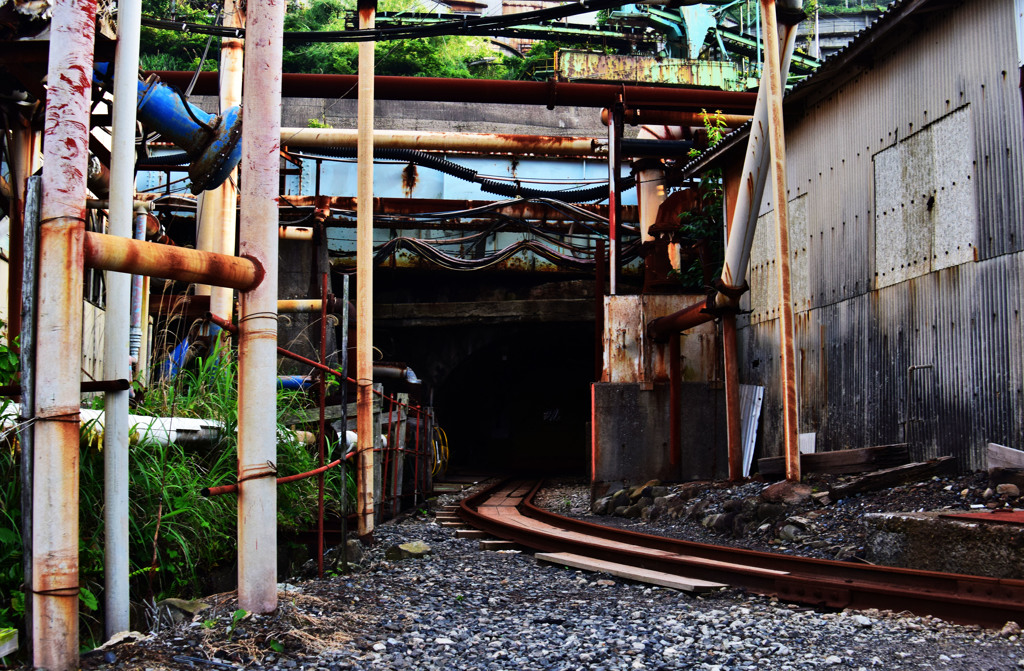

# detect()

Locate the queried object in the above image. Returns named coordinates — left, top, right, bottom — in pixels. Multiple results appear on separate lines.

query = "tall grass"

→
left=0, top=331, right=351, bottom=652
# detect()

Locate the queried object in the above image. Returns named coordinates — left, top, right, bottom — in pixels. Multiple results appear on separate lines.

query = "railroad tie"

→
left=536, top=552, right=727, bottom=594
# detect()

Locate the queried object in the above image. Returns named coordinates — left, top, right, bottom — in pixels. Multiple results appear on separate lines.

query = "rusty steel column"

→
left=356, top=0, right=377, bottom=538
left=723, top=313, right=743, bottom=480
left=236, top=0, right=283, bottom=614
left=32, top=0, right=97, bottom=667
left=607, top=103, right=623, bottom=295
left=761, top=0, right=800, bottom=482
left=196, top=0, right=244, bottom=323
left=8, top=123, right=36, bottom=351
left=594, top=239, right=605, bottom=382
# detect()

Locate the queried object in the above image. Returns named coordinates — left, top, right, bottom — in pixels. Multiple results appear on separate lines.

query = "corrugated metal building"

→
left=736, top=0, right=1024, bottom=469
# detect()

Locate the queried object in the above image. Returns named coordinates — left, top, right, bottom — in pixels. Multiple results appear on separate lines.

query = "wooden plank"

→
left=455, top=529, right=489, bottom=539
left=479, top=539, right=518, bottom=551
left=987, top=443, right=1024, bottom=470
left=759, top=443, right=910, bottom=477
left=440, top=521, right=466, bottom=528
left=536, top=552, right=727, bottom=593
left=829, top=457, right=956, bottom=499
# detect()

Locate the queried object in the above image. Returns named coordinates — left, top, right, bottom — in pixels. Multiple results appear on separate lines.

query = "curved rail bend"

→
left=459, top=479, right=1024, bottom=629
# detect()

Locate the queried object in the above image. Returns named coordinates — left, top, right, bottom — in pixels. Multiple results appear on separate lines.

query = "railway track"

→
left=458, top=479, right=1024, bottom=629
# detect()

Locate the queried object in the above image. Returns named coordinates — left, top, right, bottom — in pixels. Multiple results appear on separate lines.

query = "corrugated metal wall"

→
left=739, top=0, right=1024, bottom=470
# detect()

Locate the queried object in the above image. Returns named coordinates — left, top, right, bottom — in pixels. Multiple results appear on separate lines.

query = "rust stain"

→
left=401, top=163, right=418, bottom=198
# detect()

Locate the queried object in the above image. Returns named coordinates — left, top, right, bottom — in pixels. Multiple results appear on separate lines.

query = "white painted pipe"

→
left=237, top=0, right=283, bottom=614
left=196, top=0, right=244, bottom=324
left=718, top=11, right=799, bottom=294
left=103, top=0, right=141, bottom=638
left=33, top=0, right=96, bottom=666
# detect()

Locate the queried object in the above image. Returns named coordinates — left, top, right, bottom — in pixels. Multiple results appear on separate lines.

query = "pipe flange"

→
left=189, top=105, right=244, bottom=194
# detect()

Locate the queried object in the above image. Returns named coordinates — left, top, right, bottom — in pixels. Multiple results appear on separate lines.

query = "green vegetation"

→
left=675, top=110, right=729, bottom=289
left=140, top=0, right=517, bottom=78
left=0, top=327, right=354, bottom=654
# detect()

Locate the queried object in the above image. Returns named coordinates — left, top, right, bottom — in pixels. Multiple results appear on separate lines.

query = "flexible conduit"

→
left=140, top=146, right=637, bottom=202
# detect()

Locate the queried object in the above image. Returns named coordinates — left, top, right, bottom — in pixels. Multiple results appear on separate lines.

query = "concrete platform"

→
left=864, top=510, right=1024, bottom=579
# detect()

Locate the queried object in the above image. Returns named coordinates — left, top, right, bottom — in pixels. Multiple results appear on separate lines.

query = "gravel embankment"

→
left=73, top=483, right=1024, bottom=671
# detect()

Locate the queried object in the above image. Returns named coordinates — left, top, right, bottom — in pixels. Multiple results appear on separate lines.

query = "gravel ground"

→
left=533, top=472, right=1007, bottom=562
left=60, top=480, right=1024, bottom=671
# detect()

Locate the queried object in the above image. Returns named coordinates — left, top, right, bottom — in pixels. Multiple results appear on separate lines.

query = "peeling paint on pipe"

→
left=33, top=0, right=97, bottom=666
left=282, top=128, right=603, bottom=157
left=236, top=0, right=283, bottom=615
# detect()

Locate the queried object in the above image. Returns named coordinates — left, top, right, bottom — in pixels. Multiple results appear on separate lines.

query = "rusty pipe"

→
left=646, top=9, right=800, bottom=343
left=761, top=0, right=801, bottom=483
left=280, top=225, right=315, bottom=240
left=278, top=297, right=343, bottom=313
left=602, top=108, right=750, bottom=128
left=83, top=231, right=261, bottom=291
left=195, top=0, right=244, bottom=324
left=153, top=70, right=759, bottom=112
left=236, top=0, right=283, bottom=614
left=33, top=0, right=97, bottom=666
left=282, top=128, right=604, bottom=157
left=202, top=457, right=349, bottom=497
left=356, top=0, right=377, bottom=539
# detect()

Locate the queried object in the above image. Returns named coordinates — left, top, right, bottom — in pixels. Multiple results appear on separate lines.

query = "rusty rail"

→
left=460, top=480, right=1024, bottom=629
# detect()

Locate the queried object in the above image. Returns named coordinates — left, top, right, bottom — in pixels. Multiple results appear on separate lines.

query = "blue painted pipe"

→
left=95, top=63, right=243, bottom=194
left=278, top=375, right=313, bottom=390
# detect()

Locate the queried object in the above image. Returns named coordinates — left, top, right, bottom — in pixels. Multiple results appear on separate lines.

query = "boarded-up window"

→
left=873, top=105, right=978, bottom=289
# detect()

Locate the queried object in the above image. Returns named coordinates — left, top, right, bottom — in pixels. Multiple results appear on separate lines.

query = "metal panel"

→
left=556, top=50, right=748, bottom=91
left=737, top=0, right=1024, bottom=469
left=873, top=106, right=978, bottom=289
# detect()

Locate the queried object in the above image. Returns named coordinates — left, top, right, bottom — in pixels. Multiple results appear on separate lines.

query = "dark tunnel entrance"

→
left=434, top=322, right=593, bottom=477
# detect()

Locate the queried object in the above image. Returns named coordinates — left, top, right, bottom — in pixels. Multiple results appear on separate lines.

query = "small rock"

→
left=812, top=491, right=832, bottom=506
left=851, top=615, right=873, bottom=627
left=373, top=642, right=387, bottom=652
left=825, top=655, right=843, bottom=665
left=1001, top=621, right=1021, bottom=638
left=386, top=541, right=432, bottom=560
left=591, top=496, right=612, bottom=515
left=996, top=483, right=1020, bottom=498
left=983, top=488, right=995, bottom=500
left=596, top=579, right=615, bottom=586
left=435, top=637, right=455, bottom=645
left=761, top=481, right=813, bottom=506
left=778, top=524, right=805, bottom=542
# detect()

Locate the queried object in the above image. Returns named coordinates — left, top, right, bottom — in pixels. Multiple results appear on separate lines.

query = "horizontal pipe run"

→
left=280, top=195, right=639, bottom=224
left=648, top=297, right=713, bottom=342
left=278, top=297, right=344, bottom=313
left=283, top=128, right=604, bottom=157
left=601, top=108, right=751, bottom=128
left=152, top=71, right=759, bottom=112
left=83, top=231, right=262, bottom=291
left=202, top=456, right=350, bottom=497
left=0, top=379, right=129, bottom=397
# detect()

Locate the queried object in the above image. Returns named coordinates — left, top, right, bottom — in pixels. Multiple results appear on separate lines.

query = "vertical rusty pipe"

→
left=103, top=0, right=142, bottom=637
left=237, top=0, right=283, bottom=614
left=594, top=239, right=605, bottom=382
left=356, top=0, right=377, bottom=539
left=316, top=272, right=328, bottom=579
left=8, top=124, right=35, bottom=352
left=760, top=0, right=800, bottom=482
left=196, top=0, right=244, bottom=323
left=19, top=174, right=40, bottom=661
left=339, top=274, right=350, bottom=572
left=723, top=313, right=744, bottom=481
left=669, top=334, right=681, bottom=469
left=607, top=104, right=622, bottom=295
left=33, top=0, right=97, bottom=666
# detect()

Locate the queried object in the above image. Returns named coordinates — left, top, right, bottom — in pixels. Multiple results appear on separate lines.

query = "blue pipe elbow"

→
left=95, top=63, right=243, bottom=194
left=278, top=375, right=313, bottom=390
